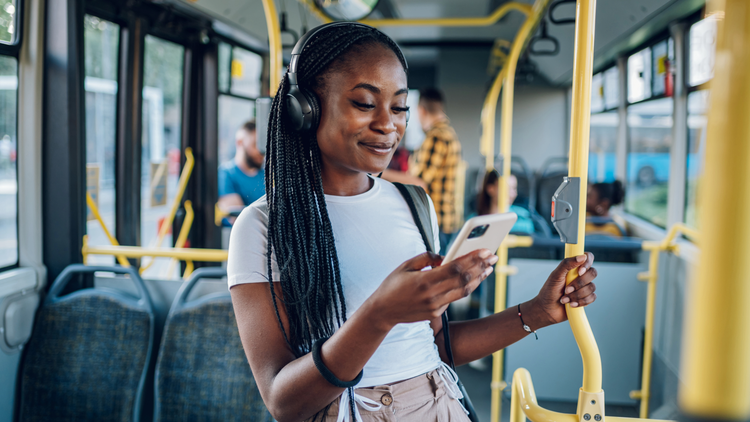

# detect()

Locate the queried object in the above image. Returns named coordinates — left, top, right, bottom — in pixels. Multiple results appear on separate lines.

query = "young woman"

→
left=228, top=23, right=598, bottom=422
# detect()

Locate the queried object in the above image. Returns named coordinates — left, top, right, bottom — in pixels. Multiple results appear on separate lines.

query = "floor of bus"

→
left=455, top=365, right=639, bottom=421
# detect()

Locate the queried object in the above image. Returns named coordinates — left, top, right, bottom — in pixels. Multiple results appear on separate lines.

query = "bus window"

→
left=218, top=96, right=255, bottom=165
left=217, top=44, right=260, bottom=167
left=141, top=35, right=184, bottom=276
left=689, top=16, right=717, bottom=87
left=589, top=112, right=618, bottom=183
left=0, top=55, right=17, bottom=269
left=0, top=0, right=16, bottom=44
left=685, top=90, right=709, bottom=229
left=627, top=47, right=652, bottom=103
left=83, top=15, right=119, bottom=265
left=625, top=97, right=673, bottom=227
left=229, top=46, right=262, bottom=98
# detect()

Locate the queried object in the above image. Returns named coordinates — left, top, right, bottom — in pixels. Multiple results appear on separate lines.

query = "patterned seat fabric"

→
left=20, top=294, right=151, bottom=422
left=155, top=298, right=273, bottom=422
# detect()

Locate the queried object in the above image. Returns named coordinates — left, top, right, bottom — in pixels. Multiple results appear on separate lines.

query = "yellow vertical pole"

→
left=489, top=2, right=551, bottom=422
left=262, top=0, right=283, bottom=96
left=635, top=248, right=661, bottom=418
left=564, top=0, right=601, bottom=396
left=481, top=66, right=507, bottom=170
left=679, top=1, right=750, bottom=419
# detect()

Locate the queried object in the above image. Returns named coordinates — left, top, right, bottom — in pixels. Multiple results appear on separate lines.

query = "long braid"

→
left=263, top=24, right=408, bottom=421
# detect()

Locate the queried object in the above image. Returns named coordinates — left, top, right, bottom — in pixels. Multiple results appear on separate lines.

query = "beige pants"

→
left=307, top=369, right=471, bottom=422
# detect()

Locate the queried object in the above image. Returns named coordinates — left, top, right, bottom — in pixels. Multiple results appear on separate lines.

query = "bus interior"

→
left=0, top=0, right=745, bottom=421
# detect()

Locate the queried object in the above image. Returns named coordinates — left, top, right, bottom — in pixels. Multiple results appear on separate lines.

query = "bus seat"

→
left=534, top=157, right=569, bottom=229
left=154, top=268, right=272, bottom=422
left=18, top=265, right=154, bottom=422
left=511, top=156, right=533, bottom=209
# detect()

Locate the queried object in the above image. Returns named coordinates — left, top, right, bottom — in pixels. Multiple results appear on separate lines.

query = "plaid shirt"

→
left=410, top=119, right=462, bottom=233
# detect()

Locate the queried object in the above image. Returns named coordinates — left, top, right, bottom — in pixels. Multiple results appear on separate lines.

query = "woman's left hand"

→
left=530, top=252, right=597, bottom=327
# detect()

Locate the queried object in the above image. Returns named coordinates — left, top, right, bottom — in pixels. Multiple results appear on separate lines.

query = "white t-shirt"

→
left=227, top=177, right=443, bottom=387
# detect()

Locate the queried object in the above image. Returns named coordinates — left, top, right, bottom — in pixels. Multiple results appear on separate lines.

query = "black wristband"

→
left=312, top=337, right=364, bottom=388
left=517, top=304, right=538, bottom=340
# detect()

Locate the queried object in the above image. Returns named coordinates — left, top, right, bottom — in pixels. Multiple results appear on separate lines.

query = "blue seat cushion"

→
left=155, top=298, right=272, bottom=421
left=20, top=294, right=151, bottom=422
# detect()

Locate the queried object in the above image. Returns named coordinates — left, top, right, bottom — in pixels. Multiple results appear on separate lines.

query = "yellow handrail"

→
left=561, top=0, right=600, bottom=397
left=83, top=244, right=228, bottom=262
left=140, top=148, right=194, bottom=275
left=262, top=0, right=283, bottom=96
left=165, top=200, right=195, bottom=279
left=630, top=223, right=699, bottom=418
left=679, top=0, right=750, bottom=418
left=360, top=3, right=532, bottom=27
left=510, top=367, right=675, bottom=422
left=510, top=0, right=608, bottom=420
left=85, top=193, right=130, bottom=268
left=486, top=1, right=551, bottom=420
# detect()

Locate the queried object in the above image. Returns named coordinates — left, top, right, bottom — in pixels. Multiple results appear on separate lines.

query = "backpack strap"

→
left=392, top=183, right=436, bottom=254
left=392, top=182, right=458, bottom=368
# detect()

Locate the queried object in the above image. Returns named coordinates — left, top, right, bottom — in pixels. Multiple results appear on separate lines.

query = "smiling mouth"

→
left=360, top=142, right=394, bottom=155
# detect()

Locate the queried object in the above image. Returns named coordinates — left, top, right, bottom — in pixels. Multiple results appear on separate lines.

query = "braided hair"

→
left=263, top=23, right=407, bottom=420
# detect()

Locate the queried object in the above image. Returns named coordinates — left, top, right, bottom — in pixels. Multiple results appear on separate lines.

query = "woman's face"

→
left=315, top=44, right=409, bottom=177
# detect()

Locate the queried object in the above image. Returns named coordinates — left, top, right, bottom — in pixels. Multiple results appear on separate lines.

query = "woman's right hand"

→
left=367, top=250, right=499, bottom=330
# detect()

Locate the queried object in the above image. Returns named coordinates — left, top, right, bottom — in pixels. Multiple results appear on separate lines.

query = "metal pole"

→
left=261, top=0, right=283, bottom=96
left=563, top=0, right=601, bottom=399
left=679, top=1, right=750, bottom=419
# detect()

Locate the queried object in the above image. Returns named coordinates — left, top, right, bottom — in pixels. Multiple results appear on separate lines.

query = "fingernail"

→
left=570, top=302, right=579, bottom=308
left=489, top=255, right=499, bottom=265
left=560, top=297, right=570, bottom=304
left=578, top=267, right=587, bottom=276
left=483, top=267, right=494, bottom=277
left=565, top=285, right=574, bottom=295
left=576, top=254, right=586, bottom=262
left=479, top=249, right=492, bottom=259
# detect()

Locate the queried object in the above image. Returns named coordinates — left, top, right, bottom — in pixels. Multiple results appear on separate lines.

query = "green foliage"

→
left=84, top=15, right=119, bottom=80
left=0, top=54, right=16, bottom=75
left=144, top=35, right=184, bottom=110
left=0, top=0, right=16, bottom=45
left=626, top=183, right=669, bottom=227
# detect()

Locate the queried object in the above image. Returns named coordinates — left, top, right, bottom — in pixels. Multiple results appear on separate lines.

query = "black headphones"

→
left=285, top=22, right=409, bottom=133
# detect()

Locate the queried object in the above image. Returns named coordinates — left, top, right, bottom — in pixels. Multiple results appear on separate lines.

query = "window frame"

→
left=625, top=31, right=673, bottom=107
left=0, top=0, right=24, bottom=56
left=0, top=0, right=22, bottom=271
left=0, top=55, right=19, bottom=271
left=217, top=39, right=264, bottom=102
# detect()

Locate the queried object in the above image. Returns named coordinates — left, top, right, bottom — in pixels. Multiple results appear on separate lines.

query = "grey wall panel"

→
left=504, top=258, right=647, bottom=404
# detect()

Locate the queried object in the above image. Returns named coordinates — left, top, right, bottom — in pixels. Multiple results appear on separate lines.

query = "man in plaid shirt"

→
left=410, top=88, right=462, bottom=253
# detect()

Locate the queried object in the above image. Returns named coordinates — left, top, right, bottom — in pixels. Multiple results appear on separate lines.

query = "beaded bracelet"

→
left=312, top=337, right=364, bottom=388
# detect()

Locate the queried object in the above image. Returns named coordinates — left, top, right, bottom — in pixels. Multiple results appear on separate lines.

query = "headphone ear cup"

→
left=302, top=87, right=321, bottom=132
left=285, top=85, right=308, bottom=132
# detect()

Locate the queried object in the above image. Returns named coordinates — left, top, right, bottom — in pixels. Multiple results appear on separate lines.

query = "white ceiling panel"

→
left=176, top=0, right=698, bottom=84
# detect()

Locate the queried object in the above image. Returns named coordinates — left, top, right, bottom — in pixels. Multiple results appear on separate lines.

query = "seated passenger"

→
left=586, top=180, right=627, bottom=238
left=218, top=120, right=265, bottom=213
left=474, top=170, right=535, bottom=234
left=228, top=23, right=598, bottom=422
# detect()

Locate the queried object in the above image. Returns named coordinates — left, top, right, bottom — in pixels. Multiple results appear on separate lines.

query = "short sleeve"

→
left=227, top=197, right=280, bottom=288
left=218, top=165, right=236, bottom=198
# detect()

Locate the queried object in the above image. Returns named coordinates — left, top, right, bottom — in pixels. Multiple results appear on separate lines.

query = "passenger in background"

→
left=475, top=170, right=535, bottom=234
left=586, top=181, right=627, bottom=238
left=410, top=88, right=462, bottom=253
left=218, top=120, right=265, bottom=212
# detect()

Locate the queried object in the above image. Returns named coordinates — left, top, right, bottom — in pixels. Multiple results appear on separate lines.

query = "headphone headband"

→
left=285, top=22, right=408, bottom=132
left=288, top=22, right=407, bottom=85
